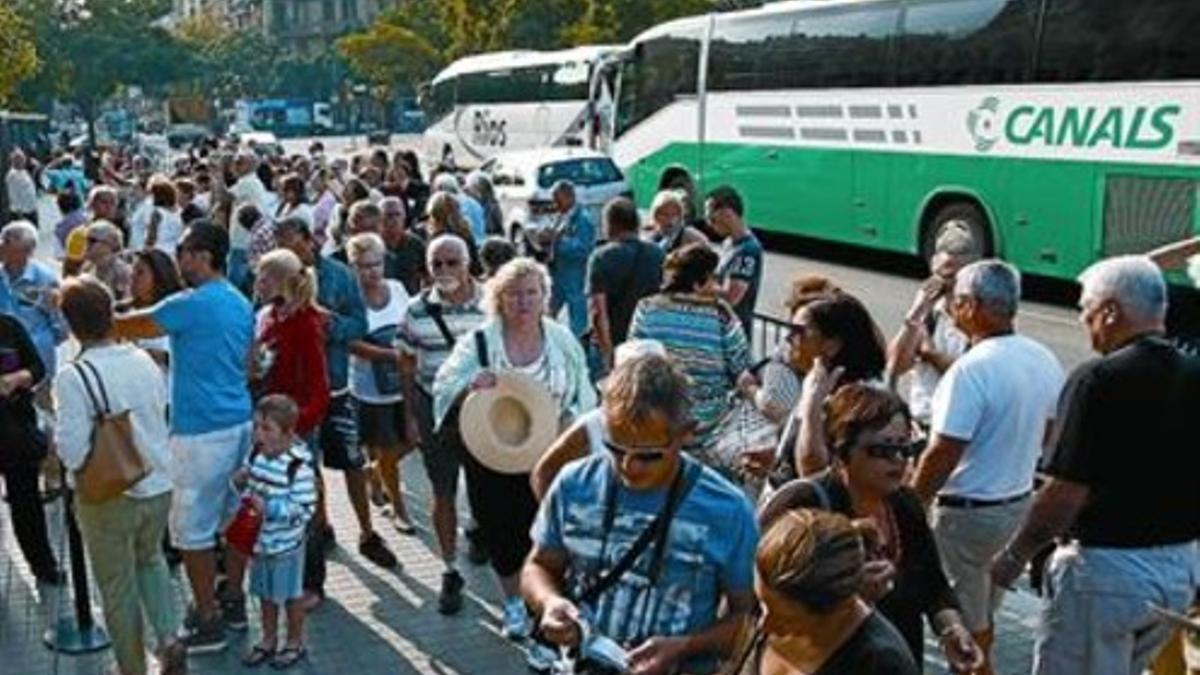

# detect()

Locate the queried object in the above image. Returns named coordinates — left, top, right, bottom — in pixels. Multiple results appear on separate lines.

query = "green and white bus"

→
left=421, top=46, right=617, bottom=169
left=599, top=0, right=1200, bottom=280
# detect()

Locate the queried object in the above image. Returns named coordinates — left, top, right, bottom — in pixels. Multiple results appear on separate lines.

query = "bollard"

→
left=42, top=489, right=109, bottom=654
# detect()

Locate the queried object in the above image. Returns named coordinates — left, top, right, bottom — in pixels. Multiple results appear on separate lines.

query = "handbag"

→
left=72, top=360, right=149, bottom=504
left=366, top=325, right=402, bottom=396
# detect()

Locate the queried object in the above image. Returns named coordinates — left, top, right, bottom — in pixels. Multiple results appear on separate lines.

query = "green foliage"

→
left=13, top=0, right=192, bottom=114
left=0, top=4, right=39, bottom=106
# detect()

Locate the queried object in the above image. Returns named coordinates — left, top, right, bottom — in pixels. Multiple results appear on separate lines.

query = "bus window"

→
left=1037, top=0, right=1200, bottom=83
left=789, top=2, right=901, bottom=88
left=545, top=61, right=590, bottom=101
left=897, top=0, right=1038, bottom=86
left=708, top=15, right=793, bottom=91
left=615, top=31, right=701, bottom=139
left=427, top=79, right=456, bottom=120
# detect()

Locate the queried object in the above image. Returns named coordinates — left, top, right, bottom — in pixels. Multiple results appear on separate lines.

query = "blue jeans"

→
left=1034, top=540, right=1199, bottom=675
left=550, top=268, right=587, bottom=338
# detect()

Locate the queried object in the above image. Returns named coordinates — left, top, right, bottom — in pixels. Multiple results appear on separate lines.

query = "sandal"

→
left=271, top=644, right=307, bottom=670
left=243, top=643, right=276, bottom=668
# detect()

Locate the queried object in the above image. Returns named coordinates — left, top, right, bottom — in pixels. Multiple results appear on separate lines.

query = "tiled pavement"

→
left=0, top=453, right=1040, bottom=675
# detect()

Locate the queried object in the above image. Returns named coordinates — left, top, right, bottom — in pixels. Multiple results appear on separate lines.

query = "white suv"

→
left=479, top=147, right=631, bottom=247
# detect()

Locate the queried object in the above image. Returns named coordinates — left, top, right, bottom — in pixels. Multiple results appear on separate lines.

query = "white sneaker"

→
left=501, top=596, right=531, bottom=640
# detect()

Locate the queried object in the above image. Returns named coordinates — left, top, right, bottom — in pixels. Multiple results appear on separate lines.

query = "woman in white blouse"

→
left=54, top=275, right=185, bottom=675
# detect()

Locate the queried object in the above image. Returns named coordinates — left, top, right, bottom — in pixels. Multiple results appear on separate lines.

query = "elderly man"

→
left=113, top=221, right=254, bottom=654
left=522, top=353, right=757, bottom=674
left=910, top=259, right=1064, bottom=675
left=991, top=256, right=1200, bottom=675
left=397, top=234, right=486, bottom=614
left=380, top=195, right=426, bottom=295
left=82, top=220, right=132, bottom=302
left=226, top=152, right=269, bottom=289
left=539, top=180, right=595, bottom=338
left=6, top=150, right=39, bottom=226
left=886, top=226, right=980, bottom=428
left=1, top=221, right=67, bottom=382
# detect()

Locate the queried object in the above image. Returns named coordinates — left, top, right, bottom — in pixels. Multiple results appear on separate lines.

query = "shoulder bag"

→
left=73, top=360, right=149, bottom=503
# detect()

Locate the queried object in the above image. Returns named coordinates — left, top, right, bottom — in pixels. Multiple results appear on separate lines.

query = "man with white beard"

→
left=397, top=234, right=486, bottom=616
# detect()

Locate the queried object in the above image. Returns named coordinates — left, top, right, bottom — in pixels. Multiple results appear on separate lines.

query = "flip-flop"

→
left=242, top=643, right=276, bottom=668
left=271, top=644, right=307, bottom=670
left=393, top=515, right=417, bottom=535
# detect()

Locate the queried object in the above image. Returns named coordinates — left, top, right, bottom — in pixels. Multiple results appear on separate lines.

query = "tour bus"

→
left=421, top=45, right=618, bottom=169
left=600, top=0, right=1200, bottom=281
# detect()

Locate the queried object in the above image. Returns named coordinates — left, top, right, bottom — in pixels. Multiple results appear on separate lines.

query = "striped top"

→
left=244, top=441, right=317, bottom=557
left=397, top=284, right=487, bottom=394
left=629, top=293, right=752, bottom=451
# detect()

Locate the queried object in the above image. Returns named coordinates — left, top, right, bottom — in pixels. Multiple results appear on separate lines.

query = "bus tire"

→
left=920, top=201, right=992, bottom=263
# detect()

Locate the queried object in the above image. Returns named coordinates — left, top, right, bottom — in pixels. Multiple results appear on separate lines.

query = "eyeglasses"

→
left=603, top=440, right=667, bottom=465
left=431, top=258, right=462, bottom=270
left=86, top=236, right=108, bottom=247
left=784, top=323, right=809, bottom=344
left=861, top=440, right=923, bottom=461
left=355, top=259, right=384, bottom=270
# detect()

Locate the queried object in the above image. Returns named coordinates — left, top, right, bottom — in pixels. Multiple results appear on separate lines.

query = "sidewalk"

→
left=0, top=453, right=1040, bottom=674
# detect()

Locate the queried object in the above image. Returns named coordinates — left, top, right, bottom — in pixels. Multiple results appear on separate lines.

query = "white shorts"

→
left=168, top=422, right=252, bottom=551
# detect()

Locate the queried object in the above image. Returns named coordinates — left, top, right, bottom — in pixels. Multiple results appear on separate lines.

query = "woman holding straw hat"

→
left=434, top=256, right=596, bottom=641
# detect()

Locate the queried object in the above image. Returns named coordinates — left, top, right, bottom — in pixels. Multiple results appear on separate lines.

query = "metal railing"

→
left=749, top=312, right=792, bottom=363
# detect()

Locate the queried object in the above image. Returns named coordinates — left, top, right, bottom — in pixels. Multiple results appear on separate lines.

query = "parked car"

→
left=479, top=148, right=631, bottom=252
left=165, top=123, right=211, bottom=149
left=237, top=131, right=284, bottom=157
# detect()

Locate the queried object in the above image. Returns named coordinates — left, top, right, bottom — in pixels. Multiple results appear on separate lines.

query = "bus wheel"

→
left=921, top=201, right=992, bottom=263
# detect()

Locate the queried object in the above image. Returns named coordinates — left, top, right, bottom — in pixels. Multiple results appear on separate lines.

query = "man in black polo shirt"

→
left=585, top=197, right=664, bottom=375
left=992, top=255, right=1200, bottom=675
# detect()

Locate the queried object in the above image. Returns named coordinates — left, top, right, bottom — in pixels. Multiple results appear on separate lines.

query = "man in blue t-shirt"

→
left=706, top=185, right=762, bottom=339
left=115, top=220, right=254, bottom=654
left=523, top=354, right=757, bottom=674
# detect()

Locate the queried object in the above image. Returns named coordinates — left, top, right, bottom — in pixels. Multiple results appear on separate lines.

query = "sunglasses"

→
left=86, top=236, right=108, bottom=246
left=431, top=258, right=462, bottom=270
left=603, top=440, right=667, bottom=465
left=862, top=440, right=923, bottom=461
left=784, top=323, right=809, bottom=343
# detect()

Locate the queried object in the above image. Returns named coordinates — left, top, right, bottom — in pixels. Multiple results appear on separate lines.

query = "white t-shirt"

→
left=229, top=174, right=270, bottom=250
left=910, top=303, right=969, bottom=423
left=351, top=280, right=410, bottom=404
left=128, top=196, right=153, bottom=250
left=6, top=168, right=37, bottom=213
left=149, top=207, right=184, bottom=254
left=931, top=334, right=1064, bottom=500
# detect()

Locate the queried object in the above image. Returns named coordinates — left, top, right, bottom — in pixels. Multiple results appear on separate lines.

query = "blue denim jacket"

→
left=3, top=261, right=68, bottom=380
left=315, top=255, right=367, bottom=391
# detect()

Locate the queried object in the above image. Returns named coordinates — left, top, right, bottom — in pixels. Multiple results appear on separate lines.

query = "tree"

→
left=0, top=4, right=39, bottom=106
left=13, top=0, right=193, bottom=140
left=338, top=20, right=441, bottom=94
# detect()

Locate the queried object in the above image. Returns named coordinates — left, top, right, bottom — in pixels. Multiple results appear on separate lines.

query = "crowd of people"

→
left=1, top=136, right=1198, bottom=675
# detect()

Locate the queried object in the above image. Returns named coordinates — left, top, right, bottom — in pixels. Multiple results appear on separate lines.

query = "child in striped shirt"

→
left=234, top=395, right=317, bottom=669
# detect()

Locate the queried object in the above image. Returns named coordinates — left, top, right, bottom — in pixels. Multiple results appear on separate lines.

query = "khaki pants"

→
left=75, top=492, right=178, bottom=675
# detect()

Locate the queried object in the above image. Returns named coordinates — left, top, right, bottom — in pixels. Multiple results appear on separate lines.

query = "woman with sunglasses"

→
left=757, top=383, right=981, bottom=672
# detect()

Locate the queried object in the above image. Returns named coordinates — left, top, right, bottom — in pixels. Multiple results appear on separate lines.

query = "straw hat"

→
left=459, top=371, right=559, bottom=474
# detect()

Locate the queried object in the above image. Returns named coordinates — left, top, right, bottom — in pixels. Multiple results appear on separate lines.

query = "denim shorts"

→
left=250, top=542, right=306, bottom=605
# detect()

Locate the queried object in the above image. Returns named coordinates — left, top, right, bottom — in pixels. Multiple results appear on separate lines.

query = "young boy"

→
left=235, top=395, right=318, bottom=669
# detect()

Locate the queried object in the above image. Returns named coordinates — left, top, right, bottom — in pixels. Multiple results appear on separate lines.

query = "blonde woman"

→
left=434, top=256, right=596, bottom=639
left=252, top=249, right=330, bottom=437
left=346, top=233, right=416, bottom=534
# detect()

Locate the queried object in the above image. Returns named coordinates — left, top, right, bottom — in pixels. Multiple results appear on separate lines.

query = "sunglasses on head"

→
left=603, top=440, right=667, bottom=465
left=862, top=440, right=923, bottom=461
